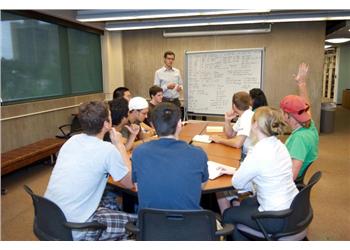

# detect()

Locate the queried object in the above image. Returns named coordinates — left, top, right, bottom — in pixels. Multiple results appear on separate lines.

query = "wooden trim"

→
left=5, top=10, right=104, bottom=35
left=1, top=104, right=81, bottom=121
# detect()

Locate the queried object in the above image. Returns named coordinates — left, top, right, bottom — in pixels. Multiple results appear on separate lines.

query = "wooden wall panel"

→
left=1, top=93, right=105, bottom=153
left=122, top=22, right=325, bottom=128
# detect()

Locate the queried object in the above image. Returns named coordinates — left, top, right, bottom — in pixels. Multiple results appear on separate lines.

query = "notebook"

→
left=192, top=134, right=212, bottom=143
left=207, top=161, right=236, bottom=180
left=206, top=126, right=224, bottom=133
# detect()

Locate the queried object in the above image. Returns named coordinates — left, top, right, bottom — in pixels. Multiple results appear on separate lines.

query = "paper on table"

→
left=207, top=161, right=236, bottom=180
left=206, top=126, right=224, bottom=133
left=192, top=134, right=212, bottom=143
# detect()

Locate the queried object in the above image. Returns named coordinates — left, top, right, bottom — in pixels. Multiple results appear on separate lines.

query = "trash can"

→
left=320, top=102, right=336, bottom=133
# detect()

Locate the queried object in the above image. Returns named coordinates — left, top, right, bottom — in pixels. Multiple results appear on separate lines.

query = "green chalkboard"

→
left=1, top=11, right=102, bottom=104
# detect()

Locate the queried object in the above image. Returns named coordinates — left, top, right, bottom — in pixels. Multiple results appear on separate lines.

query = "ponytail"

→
left=253, top=107, right=287, bottom=137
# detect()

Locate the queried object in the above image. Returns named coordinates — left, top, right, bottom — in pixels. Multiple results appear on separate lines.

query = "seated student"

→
left=249, top=88, right=268, bottom=111
left=210, top=91, right=254, bottom=160
left=121, top=96, right=155, bottom=142
left=112, top=87, right=132, bottom=101
left=44, top=101, right=136, bottom=241
left=132, top=102, right=209, bottom=210
left=218, top=106, right=299, bottom=240
left=104, top=97, right=140, bottom=151
left=280, top=63, right=319, bottom=180
left=144, top=85, right=163, bottom=126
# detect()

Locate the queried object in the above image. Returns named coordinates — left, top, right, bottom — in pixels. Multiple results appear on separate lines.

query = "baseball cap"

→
left=128, top=96, right=149, bottom=110
left=280, top=95, right=311, bottom=123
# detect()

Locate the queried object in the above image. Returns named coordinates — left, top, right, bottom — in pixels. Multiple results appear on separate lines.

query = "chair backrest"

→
left=70, top=115, right=82, bottom=134
left=137, top=208, right=218, bottom=241
left=280, top=171, right=322, bottom=237
left=294, top=162, right=313, bottom=186
left=23, top=185, right=73, bottom=240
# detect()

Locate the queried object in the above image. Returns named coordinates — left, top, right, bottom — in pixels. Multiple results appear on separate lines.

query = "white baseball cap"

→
left=128, top=96, right=149, bottom=110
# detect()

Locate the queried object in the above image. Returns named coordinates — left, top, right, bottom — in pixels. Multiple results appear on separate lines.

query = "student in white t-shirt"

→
left=210, top=91, right=254, bottom=160
left=45, top=101, right=136, bottom=241
left=211, top=91, right=254, bottom=213
left=218, top=106, right=299, bottom=240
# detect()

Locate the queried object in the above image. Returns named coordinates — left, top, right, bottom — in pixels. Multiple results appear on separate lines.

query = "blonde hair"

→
left=252, top=107, right=286, bottom=137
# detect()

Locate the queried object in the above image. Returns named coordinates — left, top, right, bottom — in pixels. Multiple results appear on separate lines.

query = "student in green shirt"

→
left=280, top=63, right=319, bottom=180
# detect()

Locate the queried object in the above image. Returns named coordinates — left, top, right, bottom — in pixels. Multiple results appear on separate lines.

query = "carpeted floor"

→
left=1, top=106, right=349, bottom=241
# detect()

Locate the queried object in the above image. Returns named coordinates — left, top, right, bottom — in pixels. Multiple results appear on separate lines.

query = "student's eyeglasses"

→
left=297, top=104, right=310, bottom=115
left=138, top=110, right=148, bottom=116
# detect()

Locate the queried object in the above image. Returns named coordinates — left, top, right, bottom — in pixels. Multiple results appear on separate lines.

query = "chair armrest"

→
left=125, top=221, right=140, bottom=234
left=56, top=124, right=72, bottom=139
left=215, top=223, right=234, bottom=237
left=58, top=124, right=71, bottom=130
left=296, top=183, right=305, bottom=190
left=252, top=209, right=293, bottom=220
left=64, top=221, right=107, bottom=230
left=251, top=209, right=293, bottom=240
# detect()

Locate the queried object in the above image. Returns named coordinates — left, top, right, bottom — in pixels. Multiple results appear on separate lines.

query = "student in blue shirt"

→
left=132, top=102, right=209, bottom=210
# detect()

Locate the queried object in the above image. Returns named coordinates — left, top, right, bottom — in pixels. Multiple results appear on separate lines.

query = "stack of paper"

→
left=206, top=126, right=224, bottom=133
left=192, top=134, right=212, bottom=143
left=207, top=161, right=236, bottom=180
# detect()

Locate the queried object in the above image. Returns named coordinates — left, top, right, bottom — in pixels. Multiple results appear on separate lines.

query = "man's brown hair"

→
left=232, top=91, right=251, bottom=111
left=149, top=85, right=163, bottom=98
left=164, top=51, right=175, bottom=59
left=78, top=101, right=110, bottom=135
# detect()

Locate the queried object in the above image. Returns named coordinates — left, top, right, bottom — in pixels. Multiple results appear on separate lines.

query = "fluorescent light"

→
left=326, top=38, right=350, bottom=44
left=104, top=11, right=350, bottom=31
left=106, top=22, right=210, bottom=31
left=324, top=45, right=332, bottom=49
left=77, top=9, right=271, bottom=22
left=163, top=26, right=271, bottom=38
left=78, top=12, right=202, bottom=22
left=199, top=9, right=271, bottom=16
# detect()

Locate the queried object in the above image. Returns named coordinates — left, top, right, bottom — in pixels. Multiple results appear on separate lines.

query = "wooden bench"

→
left=1, top=138, right=66, bottom=176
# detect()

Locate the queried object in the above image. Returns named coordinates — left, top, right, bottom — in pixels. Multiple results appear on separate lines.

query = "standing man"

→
left=154, top=51, right=183, bottom=108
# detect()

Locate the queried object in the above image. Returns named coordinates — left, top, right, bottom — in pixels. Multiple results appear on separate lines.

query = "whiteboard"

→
left=185, top=48, right=264, bottom=116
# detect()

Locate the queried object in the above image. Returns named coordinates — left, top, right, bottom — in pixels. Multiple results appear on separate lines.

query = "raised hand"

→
left=294, top=63, right=309, bottom=86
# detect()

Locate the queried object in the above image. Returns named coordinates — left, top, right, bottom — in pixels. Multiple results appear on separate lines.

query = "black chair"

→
left=125, top=208, right=234, bottom=241
left=56, top=114, right=82, bottom=139
left=236, top=171, right=322, bottom=241
left=24, top=185, right=106, bottom=241
left=295, top=162, right=313, bottom=190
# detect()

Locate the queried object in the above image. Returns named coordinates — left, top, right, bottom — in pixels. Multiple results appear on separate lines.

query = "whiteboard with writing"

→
left=185, top=49, right=264, bottom=116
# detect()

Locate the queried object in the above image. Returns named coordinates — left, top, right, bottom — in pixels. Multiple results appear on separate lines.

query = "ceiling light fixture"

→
left=163, top=26, right=271, bottom=38
left=104, top=11, right=350, bottom=31
left=325, top=38, right=350, bottom=44
left=77, top=9, right=271, bottom=22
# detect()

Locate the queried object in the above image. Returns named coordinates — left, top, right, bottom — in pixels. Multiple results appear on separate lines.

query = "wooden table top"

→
left=108, top=121, right=240, bottom=194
